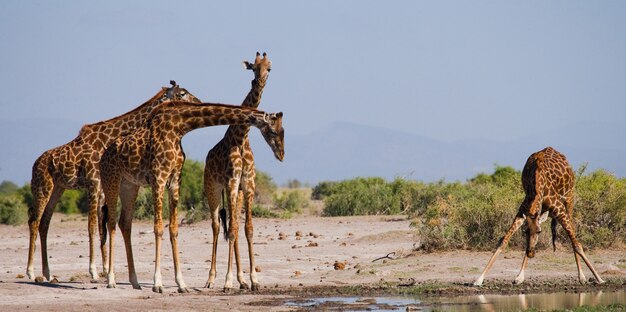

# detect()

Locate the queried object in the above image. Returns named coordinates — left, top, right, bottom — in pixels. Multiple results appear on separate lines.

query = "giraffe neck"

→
left=153, top=102, right=269, bottom=136
left=221, top=76, right=268, bottom=145
left=242, top=77, right=267, bottom=108
left=76, top=89, right=168, bottom=150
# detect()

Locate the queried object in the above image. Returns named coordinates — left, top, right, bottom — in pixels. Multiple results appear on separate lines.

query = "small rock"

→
left=293, top=271, right=302, bottom=277
left=50, top=278, right=59, bottom=284
left=334, top=261, right=346, bottom=270
left=255, top=266, right=262, bottom=273
left=35, top=276, right=45, bottom=283
left=306, top=242, right=318, bottom=247
left=16, top=274, right=25, bottom=279
left=295, top=231, right=302, bottom=237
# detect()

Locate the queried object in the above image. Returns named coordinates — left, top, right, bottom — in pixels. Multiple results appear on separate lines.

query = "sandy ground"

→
left=1, top=214, right=624, bottom=311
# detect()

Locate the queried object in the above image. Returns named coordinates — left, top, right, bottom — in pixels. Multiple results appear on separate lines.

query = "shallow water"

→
left=285, top=290, right=625, bottom=311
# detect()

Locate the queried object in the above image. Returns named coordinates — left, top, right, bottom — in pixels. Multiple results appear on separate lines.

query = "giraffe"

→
left=204, top=52, right=272, bottom=291
left=27, top=81, right=201, bottom=282
left=99, top=101, right=284, bottom=293
left=473, top=147, right=605, bottom=286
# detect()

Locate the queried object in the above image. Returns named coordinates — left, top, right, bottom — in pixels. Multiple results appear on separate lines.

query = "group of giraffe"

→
left=27, top=52, right=281, bottom=293
left=26, top=52, right=605, bottom=293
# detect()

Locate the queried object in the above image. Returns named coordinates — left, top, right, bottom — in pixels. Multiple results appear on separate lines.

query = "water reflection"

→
left=285, top=290, right=625, bottom=311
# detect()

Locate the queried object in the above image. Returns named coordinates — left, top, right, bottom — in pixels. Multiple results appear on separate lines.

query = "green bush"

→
left=322, top=177, right=400, bottom=216
left=0, top=195, right=28, bottom=225
left=274, top=189, right=310, bottom=217
left=0, top=181, right=19, bottom=195
left=574, top=169, right=626, bottom=248
left=252, top=204, right=280, bottom=218
left=255, top=171, right=277, bottom=205
left=311, top=181, right=337, bottom=200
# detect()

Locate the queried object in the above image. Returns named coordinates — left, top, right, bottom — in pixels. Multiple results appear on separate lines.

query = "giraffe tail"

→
left=219, top=189, right=229, bottom=241
left=101, top=204, right=108, bottom=248
left=551, top=217, right=557, bottom=252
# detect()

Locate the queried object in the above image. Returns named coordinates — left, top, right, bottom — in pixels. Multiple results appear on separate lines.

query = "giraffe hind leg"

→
left=557, top=209, right=604, bottom=284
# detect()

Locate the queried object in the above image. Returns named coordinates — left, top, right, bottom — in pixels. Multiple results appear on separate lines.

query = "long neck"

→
left=165, top=104, right=267, bottom=136
left=242, top=76, right=267, bottom=108
left=76, top=92, right=167, bottom=151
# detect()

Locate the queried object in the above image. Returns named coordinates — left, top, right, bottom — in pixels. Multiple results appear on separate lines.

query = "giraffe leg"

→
left=234, top=190, right=250, bottom=290
left=119, top=181, right=141, bottom=289
left=243, top=179, right=260, bottom=291
left=556, top=207, right=605, bottom=284
left=513, top=254, right=529, bottom=285
left=97, top=191, right=108, bottom=276
left=151, top=184, right=165, bottom=293
left=562, top=195, right=588, bottom=283
left=27, top=175, right=55, bottom=280
left=86, top=185, right=101, bottom=281
left=38, top=186, right=63, bottom=281
left=474, top=216, right=525, bottom=286
left=103, top=174, right=121, bottom=288
left=167, top=178, right=188, bottom=293
left=224, top=180, right=241, bottom=292
left=204, top=184, right=222, bottom=289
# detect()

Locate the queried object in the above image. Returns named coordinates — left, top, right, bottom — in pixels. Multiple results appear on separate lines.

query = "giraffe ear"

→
left=242, top=61, right=254, bottom=70
left=276, top=112, right=283, bottom=118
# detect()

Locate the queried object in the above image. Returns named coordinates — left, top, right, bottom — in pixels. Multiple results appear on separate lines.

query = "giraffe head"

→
left=163, top=80, right=202, bottom=104
left=524, top=208, right=548, bottom=258
left=256, top=112, right=284, bottom=161
left=242, top=52, right=272, bottom=82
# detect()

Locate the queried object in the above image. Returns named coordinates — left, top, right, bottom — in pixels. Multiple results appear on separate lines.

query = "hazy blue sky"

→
left=1, top=1, right=625, bottom=180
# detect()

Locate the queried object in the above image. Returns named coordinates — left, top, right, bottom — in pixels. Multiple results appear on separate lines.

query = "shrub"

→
left=311, top=181, right=337, bottom=200
left=274, top=189, right=310, bottom=217
left=252, top=204, right=280, bottom=218
left=0, top=195, right=28, bottom=225
left=322, top=177, right=399, bottom=216
left=574, top=169, right=626, bottom=248
left=255, top=171, right=277, bottom=205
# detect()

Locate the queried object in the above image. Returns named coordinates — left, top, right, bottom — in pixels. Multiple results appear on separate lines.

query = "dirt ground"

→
left=1, top=215, right=624, bottom=311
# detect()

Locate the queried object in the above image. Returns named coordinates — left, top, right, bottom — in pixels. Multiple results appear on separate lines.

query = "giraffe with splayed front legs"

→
left=204, top=52, right=272, bottom=291
left=100, top=101, right=284, bottom=293
left=473, top=147, right=605, bottom=286
left=27, top=81, right=200, bottom=282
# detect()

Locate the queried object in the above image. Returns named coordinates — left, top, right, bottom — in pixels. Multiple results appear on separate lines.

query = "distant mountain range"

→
left=2, top=119, right=624, bottom=186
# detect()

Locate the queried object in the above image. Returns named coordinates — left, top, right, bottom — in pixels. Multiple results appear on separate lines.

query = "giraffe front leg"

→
left=513, top=255, right=529, bottom=285
left=152, top=186, right=165, bottom=293
left=119, top=182, right=141, bottom=289
left=168, top=183, right=188, bottom=293
left=243, top=181, right=260, bottom=291
left=474, top=216, right=525, bottom=286
left=87, top=188, right=100, bottom=281
left=234, top=190, right=250, bottom=290
left=224, top=181, right=241, bottom=292
left=204, top=186, right=221, bottom=289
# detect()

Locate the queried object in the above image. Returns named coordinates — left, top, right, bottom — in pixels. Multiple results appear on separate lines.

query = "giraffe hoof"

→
left=204, top=282, right=214, bottom=289
left=152, top=286, right=164, bottom=293
left=240, top=282, right=250, bottom=290
left=178, top=287, right=189, bottom=294
left=223, top=287, right=232, bottom=294
left=107, top=283, right=116, bottom=289
left=132, top=283, right=142, bottom=290
left=251, top=282, right=260, bottom=291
